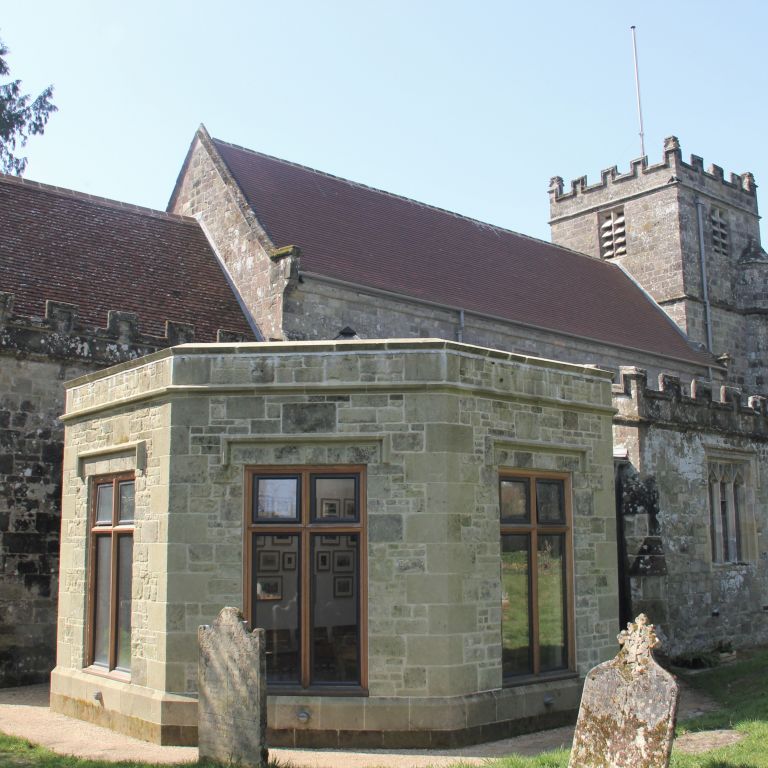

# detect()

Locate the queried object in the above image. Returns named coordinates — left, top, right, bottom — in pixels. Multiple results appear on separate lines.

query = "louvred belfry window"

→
left=245, top=466, right=367, bottom=691
left=599, top=208, right=626, bottom=259
left=711, top=208, right=729, bottom=256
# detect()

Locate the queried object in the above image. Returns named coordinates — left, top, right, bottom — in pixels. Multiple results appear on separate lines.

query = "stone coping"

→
left=61, top=341, right=618, bottom=423
left=64, top=337, right=615, bottom=388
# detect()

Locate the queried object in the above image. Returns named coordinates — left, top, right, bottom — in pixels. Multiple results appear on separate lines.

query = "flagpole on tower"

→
left=630, top=25, right=646, bottom=159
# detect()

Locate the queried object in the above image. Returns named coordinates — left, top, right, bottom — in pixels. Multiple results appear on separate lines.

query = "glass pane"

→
left=500, top=479, right=529, bottom=523
left=254, top=477, right=299, bottom=521
left=720, top=483, right=728, bottom=562
left=733, top=481, right=742, bottom=562
left=118, top=482, right=134, bottom=524
left=253, top=534, right=300, bottom=683
left=313, top=477, right=358, bottom=522
left=95, top=484, right=113, bottom=525
left=115, top=536, right=133, bottom=672
left=92, top=536, right=111, bottom=667
left=709, top=483, right=718, bottom=562
left=501, top=534, right=531, bottom=677
left=536, top=480, right=565, bottom=524
left=538, top=534, right=567, bottom=671
left=311, top=534, right=359, bottom=684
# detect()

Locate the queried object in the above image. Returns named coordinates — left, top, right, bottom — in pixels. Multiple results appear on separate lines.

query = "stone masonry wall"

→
left=552, top=180, right=686, bottom=309
left=0, top=354, right=86, bottom=686
left=0, top=291, right=201, bottom=688
left=612, top=368, right=768, bottom=655
left=169, top=127, right=294, bottom=341
left=54, top=340, right=618, bottom=746
left=283, top=275, right=712, bottom=388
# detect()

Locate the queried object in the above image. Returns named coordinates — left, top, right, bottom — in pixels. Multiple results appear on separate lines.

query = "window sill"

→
left=503, top=669, right=578, bottom=688
left=711, top=560, right=753, bottom=568
left=83, top=665, right=131, bottom=684
left=267, top=685, right=368, bottom=697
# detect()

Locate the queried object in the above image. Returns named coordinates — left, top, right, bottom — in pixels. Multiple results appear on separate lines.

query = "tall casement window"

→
left=708, top=462, right=744, bottom=563
left=711, top=208, right=729, bottom=257
left=499, top=471, right=574, bottom=681
left=598, top=207, right=626, bottom=259
left=245, top=466, right=366, bottom=691
left=88, top=474, right=134, bottom=676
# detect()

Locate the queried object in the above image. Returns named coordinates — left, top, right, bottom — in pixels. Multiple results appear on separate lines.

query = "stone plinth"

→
left=199, top=608, right=268, bottom=767
left=569, top=615, right=678, bottom=768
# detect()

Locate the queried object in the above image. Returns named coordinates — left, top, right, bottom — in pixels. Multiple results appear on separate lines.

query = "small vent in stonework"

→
left=711, top=208, right=729, bottom=256
left=599, top=208, right=626, bottom=259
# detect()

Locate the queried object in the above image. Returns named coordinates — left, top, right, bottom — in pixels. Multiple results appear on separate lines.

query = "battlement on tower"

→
left=549, top=137, right=757, bottom=218
left=0, top=291, right=248, bottom=366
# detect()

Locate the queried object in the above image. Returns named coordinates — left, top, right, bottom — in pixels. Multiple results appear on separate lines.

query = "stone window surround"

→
left=705, top=448, right=759, bottom=566
left=85, top=472, right=135, bottom=682
left=243, top=464, right=368, bottom=694
left=499, top=468, right=575, bottom=683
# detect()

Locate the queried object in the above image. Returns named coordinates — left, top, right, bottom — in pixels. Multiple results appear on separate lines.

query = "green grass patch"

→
left=0, top=732, right=282, bottom=768
left=675, top=649, right=768, bottom=733
left=0, top=732, right=165, bottom=768
left=486, top=649, right=768, bottom=768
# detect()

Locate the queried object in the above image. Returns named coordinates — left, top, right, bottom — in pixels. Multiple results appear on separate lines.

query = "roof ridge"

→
left=0, top=173, right=200, bottom=226
left=211, top=137, right=605, bottom=267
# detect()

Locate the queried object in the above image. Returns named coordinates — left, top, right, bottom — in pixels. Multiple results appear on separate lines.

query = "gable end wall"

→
left=169, top=133, right=290, bottom=341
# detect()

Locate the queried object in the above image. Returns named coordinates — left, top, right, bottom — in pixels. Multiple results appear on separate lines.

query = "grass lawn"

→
left=1, top=649, right=766, bottom=768
left=477, top=648, right=768, bottom=768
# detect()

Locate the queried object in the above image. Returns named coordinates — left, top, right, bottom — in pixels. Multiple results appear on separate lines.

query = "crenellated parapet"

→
left=0, top=291, right=249, bottom=366
left=550, top=136, right=757, bottom=212
left=613, top=366, right=768, bottom=438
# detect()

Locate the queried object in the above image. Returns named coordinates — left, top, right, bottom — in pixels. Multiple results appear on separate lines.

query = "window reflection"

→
left=501, top=534, right=531, bottom=676
left=312, top=535, right=359, bottom=684
left=313, top=477, right=358, bottom=522
left=253, top=534, right=301, bottom=683
left=537, top=534, right=566, bottom=671
left=254, top=477, right=299, bottom=521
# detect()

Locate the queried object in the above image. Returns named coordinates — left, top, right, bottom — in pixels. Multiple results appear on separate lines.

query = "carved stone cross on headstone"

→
left=568, top=614, right=679, bottom=768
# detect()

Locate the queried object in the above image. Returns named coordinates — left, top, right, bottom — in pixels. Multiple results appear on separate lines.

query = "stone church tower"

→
left=549, top=136, right=768, bottom=393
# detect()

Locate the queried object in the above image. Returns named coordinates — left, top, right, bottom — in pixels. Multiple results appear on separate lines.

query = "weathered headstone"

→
left=568, top=614, right=678, bottom=768
left=199, top=607, right=268, bottom=767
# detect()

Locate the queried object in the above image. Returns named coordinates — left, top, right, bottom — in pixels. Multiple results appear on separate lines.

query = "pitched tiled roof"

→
left=211, top=137, right=712, bottom=366
left=0, top=175, right=254, bottom=342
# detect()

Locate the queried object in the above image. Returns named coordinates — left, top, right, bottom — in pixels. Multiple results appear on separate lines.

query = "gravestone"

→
left=568, top=614, right=678, bottom=768
left=199, top=607, right=268, bottom=767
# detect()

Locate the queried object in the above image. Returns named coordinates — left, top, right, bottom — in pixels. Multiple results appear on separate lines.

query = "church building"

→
left=1, top=127, right=766, bottom=746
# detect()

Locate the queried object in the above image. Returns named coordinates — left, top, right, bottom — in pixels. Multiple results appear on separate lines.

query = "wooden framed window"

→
left=499, top=470, right=574, bottom=681
left=245, top=466, right=367, bottom=692
left=87, top=473, right=134, bottom=677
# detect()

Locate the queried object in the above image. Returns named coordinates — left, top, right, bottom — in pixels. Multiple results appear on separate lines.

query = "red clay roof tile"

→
left=212, top=138, right=712, bottom=367
left=0, top=175, right=254, bottom=342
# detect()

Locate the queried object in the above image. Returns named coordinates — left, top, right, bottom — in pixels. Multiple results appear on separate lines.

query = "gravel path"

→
left=0, top=680, right=727, bottom=766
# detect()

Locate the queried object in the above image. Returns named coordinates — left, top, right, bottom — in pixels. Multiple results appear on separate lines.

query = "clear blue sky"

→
left=2, top=0, right=766, bottom=242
